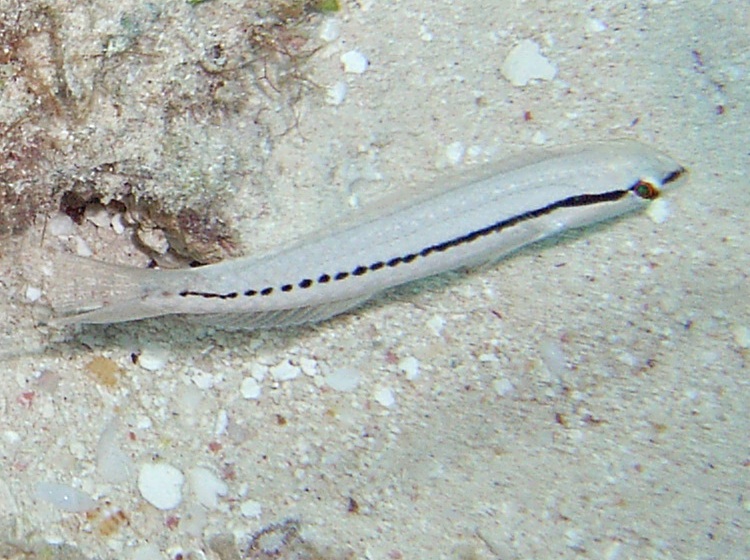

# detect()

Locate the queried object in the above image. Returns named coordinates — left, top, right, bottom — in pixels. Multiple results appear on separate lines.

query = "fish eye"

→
left=633, top=180, right=659, bottom=200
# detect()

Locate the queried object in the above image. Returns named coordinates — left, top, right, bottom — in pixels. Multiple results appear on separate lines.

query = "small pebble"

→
left=586, top=18, right=608, bottom=33
left=84, top=203, right=110, bottom=228
left=646, top=198, right=671, bottom=224
left=539, top=338, right=568, bottom=377
left=111, top=213, right=126, bottom=234
left=250, top=362, right=268, bottom=381
left=240, top=499, right=263, bottom=518
left=419, top=23, right=433, bottom=42
left=326, top=81, right=348, bottom=105
left=531, top=131, right=548, bottom=145
left=48, top=213, right=75, bottom=237
left=500, top=39, right=557, bottom=87
left=74, top=236, right=93, bottom=257
left=214, top=409, right=229, bottom=436
left=136, top=226, right=170, bottom=255
left=182, top=504, right=208, bottom=537
left=565, top=528, right=585, bottom=551
left=324, top=367, right=361, bottom=392
left=96, top=420, right=132, bottom=484
left=138, top=463, right=185, bottom=510
left=34, top=482, right=97, bottom=513
left=191, top=370, right=217, bottom=390
left=177, top=385, right=203, bottom=421
left=299, top=356, right=319, bottom=377
left=188, top=467, right=228, bottom=509
left=427, top=315, right=446, bottom=336
left=241, top=377, right=261, bottom=399
left=3, top=430, right=20, bottom=444
left=25, top=285, right=42, bottom=302
left=373, top=386, right=395, bottom=408
left=492, top=378, right=515, bottom=397
left=130, top=544, right=162, bottom=560
left=445, top=141, right=466, bottom=166
left=731, top=324, right=750, bottom=348
left=270, top=360, right=300, bottom=381
left=398, top=356, right=420, bottom=380
left=604, top=540, right=623, bottom=560
left=137, top=346, right=170, bottom=371
left=319, top=18, right=341, bottom=42
left=341, top=50, right=369, bottom=74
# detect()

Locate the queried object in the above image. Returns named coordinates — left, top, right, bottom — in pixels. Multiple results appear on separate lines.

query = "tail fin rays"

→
left=27, top=253, right=156, bottom=325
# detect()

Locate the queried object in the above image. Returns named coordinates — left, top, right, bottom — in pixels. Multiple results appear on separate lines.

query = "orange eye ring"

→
left=633, top=180, right=659, bottom=200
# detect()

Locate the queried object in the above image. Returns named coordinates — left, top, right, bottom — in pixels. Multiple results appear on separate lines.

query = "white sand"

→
left=0, top=1, right=748, bottom=558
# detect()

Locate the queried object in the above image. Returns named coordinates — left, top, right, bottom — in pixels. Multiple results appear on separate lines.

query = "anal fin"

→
left=181, top=295, right=373, bottom=331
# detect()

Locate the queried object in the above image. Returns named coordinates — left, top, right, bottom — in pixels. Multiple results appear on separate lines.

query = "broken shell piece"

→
left=136, top=226, right=170, bottom=255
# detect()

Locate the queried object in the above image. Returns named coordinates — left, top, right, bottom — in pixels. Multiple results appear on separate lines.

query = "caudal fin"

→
left=27, top=252, right=156, bottom=326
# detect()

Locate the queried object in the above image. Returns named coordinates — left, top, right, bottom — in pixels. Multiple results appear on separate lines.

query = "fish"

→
left=36, top=139, right=686, bottom=330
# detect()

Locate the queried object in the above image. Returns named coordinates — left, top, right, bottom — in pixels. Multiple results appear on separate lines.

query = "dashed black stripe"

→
left=180, top=290, right=238, bottom=299
left=179, top=187, right=632, bottom=300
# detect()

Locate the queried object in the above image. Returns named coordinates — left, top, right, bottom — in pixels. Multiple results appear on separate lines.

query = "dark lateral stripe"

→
left=662, top=166, right=686, bottom=185
left=180, top=187, right=631, bottom=300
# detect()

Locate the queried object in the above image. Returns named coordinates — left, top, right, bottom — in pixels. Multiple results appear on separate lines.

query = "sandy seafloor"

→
left=0, top=1, right=748, bottom=559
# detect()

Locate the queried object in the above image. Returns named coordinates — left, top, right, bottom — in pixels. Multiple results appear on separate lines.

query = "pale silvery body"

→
left=39, top=139, right=685, bottom=330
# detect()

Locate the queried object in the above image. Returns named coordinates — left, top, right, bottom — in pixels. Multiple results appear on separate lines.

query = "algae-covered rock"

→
left=0, top=0, right=323, bottom=261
